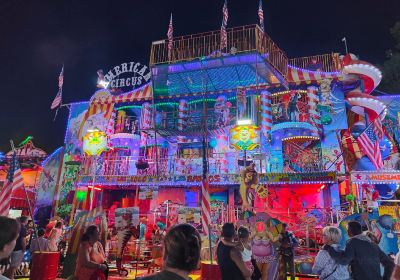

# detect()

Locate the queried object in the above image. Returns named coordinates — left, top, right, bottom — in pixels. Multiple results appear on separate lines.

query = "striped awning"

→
left=91, top=83, right=152, bottom=105
left=287, top=66, right=342, bottom=84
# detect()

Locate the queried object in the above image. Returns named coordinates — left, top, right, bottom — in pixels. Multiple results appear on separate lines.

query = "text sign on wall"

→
left=102, top=62, right=151, bottom=91
left=351, top=171, right=400, bottom=184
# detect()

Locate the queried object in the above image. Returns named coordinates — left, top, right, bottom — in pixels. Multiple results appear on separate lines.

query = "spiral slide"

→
left=342, top=54, right=386, bottom=121
left=342, top=54, right=398, bottom=198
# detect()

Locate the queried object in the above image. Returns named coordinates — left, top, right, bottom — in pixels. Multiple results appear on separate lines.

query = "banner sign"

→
left=261, top=172, right=336, bottom=184
left=138, top=186, right=158, bottom=200
left=78, top=172, right=336, bottom=186
left=101, top=61, right=151, bottom=91
left=178, top=207, right=201, bottom=224
left=351, top=171, right=400, bottom=184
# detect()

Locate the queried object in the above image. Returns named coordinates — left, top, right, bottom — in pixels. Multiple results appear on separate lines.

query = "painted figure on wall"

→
left=214, top=95, right=230, bottom=127
left=287, top=91, right=301, bottom=121
left=240, top=163, right=258, bottom=210
left=249, top=213, right=281, bottom=280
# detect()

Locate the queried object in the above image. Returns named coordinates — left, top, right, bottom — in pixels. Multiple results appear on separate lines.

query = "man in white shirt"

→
left=30, top=228, right=48, bottom=253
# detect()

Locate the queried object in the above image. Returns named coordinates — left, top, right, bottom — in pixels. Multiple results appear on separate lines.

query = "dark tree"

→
left=380, top=22, right=400, bottom=93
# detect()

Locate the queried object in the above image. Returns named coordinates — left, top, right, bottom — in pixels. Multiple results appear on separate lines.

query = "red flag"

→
left=0, top=152, right=24, bottom=216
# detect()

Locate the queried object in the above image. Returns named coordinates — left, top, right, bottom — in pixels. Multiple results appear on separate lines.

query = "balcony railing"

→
left=150, top=24, right=288, bottom=79
left=79, top=148, right=324, bottom=179
left=288, top=53, right=342, bottom=72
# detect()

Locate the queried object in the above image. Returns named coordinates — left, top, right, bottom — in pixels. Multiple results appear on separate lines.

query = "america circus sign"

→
left=102, top=61, right=151, bottom=90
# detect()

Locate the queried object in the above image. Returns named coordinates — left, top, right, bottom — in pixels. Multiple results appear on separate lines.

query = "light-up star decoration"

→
left=230, top=124, right=260, bottom=151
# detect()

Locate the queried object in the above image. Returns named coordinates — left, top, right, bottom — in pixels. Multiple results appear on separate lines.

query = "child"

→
left=219, top=226, right=253, bottom=280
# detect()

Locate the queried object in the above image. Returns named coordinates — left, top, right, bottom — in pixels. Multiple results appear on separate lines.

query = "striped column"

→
left=201, top=178, right=211, bottom=236
left=177, top=99, right=188, bottom=131
left=307, top=86, right=322, bottom=135
left=260, top=90, right=272, bottom=137
left=106, top=110, right=116, bottom=136
left=140, top=102, right=153, bottom=129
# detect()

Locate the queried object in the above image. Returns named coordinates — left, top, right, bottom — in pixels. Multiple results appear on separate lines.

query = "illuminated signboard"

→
left=98, top=61, right=151, bottom=91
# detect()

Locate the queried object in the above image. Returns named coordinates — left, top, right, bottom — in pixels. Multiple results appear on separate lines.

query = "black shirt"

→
left=327, top=236, right=394, bottom=280
left=14, top=225, right=27, bottom=251
left=137, top=270, right=189, bottom=280
left=216, top=241, right=245, bottom=280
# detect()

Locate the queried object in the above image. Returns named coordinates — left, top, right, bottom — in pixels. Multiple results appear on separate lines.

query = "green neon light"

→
left=19, top=136, right=33, bottom=147
left=115, top=96, right=238, bottom=111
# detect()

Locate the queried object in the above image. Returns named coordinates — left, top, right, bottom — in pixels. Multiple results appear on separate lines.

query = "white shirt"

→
left=395, top=251, right=400, bottom=266
left=241, top=246, right=252, bottom=262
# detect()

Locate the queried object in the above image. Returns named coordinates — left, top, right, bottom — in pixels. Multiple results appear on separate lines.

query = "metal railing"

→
left=79, top=147, right=326, bottom=178
left=288, top=53, right=342, bottom=72
left=150, top=24, right=288, bottom=78
left=80, top=153, right=255, bottom=177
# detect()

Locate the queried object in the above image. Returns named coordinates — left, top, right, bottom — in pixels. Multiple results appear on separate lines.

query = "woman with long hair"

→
left=74, top=225, right=107, bottom=280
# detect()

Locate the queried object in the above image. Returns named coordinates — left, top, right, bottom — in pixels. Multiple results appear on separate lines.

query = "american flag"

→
left=222, top=0, right=228, bottom=27
left=220, top=24, right=227, bottom=50
left=258, top=0, right=264, bottom=32
left=373, top=117, right=384, bottom=141
left=51, top=66, right=64, bottom=109
left=167, top=13, right=173, bottom=61
left=201, top=178, right=211, bottom=236
left=220, top=0, right=228, bottom=50
left=356, top=124, right=383, bottom=170
left=0, top=152, right=24, bottom=216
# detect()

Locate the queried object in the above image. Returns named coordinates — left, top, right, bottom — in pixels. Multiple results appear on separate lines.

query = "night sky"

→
left=0, top=0, right=399, bottom=154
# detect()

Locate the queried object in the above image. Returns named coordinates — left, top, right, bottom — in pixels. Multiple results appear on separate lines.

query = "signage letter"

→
left=114, top=65, right=122, bottom=76
left=121, top=63, right=128, bottom=73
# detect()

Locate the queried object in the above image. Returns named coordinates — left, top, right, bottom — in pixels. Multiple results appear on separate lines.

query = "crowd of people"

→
left=0, top=214, right=400, bottom=280
left=0, top=216, right=65, bottom=280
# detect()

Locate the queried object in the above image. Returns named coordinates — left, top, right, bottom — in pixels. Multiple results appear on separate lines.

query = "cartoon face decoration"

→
left=83, top=130, right=107, bottom=156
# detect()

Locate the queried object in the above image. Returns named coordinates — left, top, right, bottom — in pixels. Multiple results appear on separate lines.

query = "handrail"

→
left=288, top=53, right=342, bottom=72
left=150, top=24, right=288, bottom=79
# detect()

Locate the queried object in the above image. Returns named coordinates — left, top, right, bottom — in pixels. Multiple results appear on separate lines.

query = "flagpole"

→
left=9, top=140, right=41, bottom=252
left=200, top=59, right=213, bottom=265
left=342, top=37, right=348, bottom=54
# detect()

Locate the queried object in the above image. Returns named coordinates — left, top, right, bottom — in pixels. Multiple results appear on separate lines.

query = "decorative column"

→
left=140, top=102, right=153, bottom=130
left=307, top=86, right=322, bottom=135
left=260, top=90, right=272, bottom=137
left=177, top=99, right=188, bottom=131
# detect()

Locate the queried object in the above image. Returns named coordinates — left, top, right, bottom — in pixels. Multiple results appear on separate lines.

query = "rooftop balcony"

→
left=150, top=25, right=289, bottom=95
left=150, top=25, right=288, bottom=78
